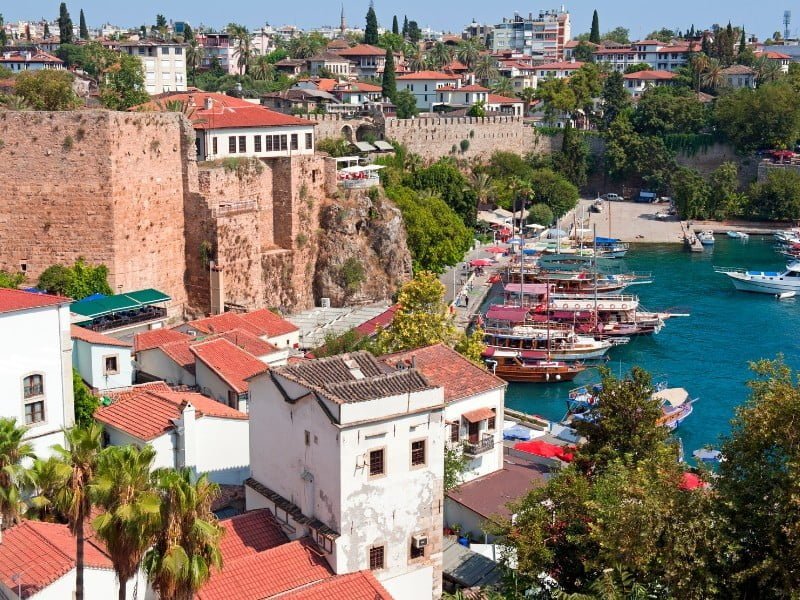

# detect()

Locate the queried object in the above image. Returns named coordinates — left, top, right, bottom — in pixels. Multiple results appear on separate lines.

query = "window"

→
left=25, top=400, right=45, bottom=425
left=291, top=134, right=299, bottom=150
left=369, top=448, right=385, bottom=476
left=212, top=137, right=218, bottom=155
left=304, top=430, right=311, bottom=446
left=175, top=47, right=183, bottom=55
left=449, top=422, right=459, bottom=443
left=411, top=440, right=426, bottom=467
left=229, top=136, right=237, bottom=153
left=265, top=135, right=274, bottom=152
left=410, top=541, right=425, bottom=559
left=238, top=136, right=246, bottom=153
left=104, top=355, right=119, bottom=376
left=488, top=412, right=496, bottom=430
left=254, top=135, right=262, bottom=153
left=280, top=135, right=288, bottom=151
left=305, top=132, right=313, bottom=149
left=369, top=545, right=385, bottom=570
left=23, top=374, right=43, bottom=399
left=227, top=390, right=238, bottom=409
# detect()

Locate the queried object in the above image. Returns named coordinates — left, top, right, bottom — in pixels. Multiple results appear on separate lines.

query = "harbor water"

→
left=502, top=235, right=800, bottom=457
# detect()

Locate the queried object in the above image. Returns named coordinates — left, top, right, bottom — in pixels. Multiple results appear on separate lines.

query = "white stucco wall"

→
left=444, top=388, right=505, bottom=482
left=22, top=566, right=152, bottom=600
left=195, top=417, right=250, bottom=484
left=135, top=348, right=196, bottom=386
left=195, top=360, right=238, bottom=407
left=266, top=331, right=300, bottom=350
left=443, top=498, right=494, bottom=543
left=72, top=340, right=133, bottom=391
left=104, top=426, right=176, bottom=472
left=201, top=125, right=315, bottom=161
left=0, top=304, right=73, bottom=459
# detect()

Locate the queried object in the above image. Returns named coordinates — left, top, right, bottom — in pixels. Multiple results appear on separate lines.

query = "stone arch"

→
left=356, top=123, right=379, bottom=142
left=341, top=124, right=355, bottom=142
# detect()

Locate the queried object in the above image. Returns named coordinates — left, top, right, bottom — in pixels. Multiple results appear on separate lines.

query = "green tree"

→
left=671, top=166, right=710, bottom=219
left=54, top=423, right=103, bottom=600
left=632, top=86, right=709, bottom=136
left=144, top=469, right=223, bottom=600
left=553, top=121, right=589, bottom=188
left=589, top=10, right=600, bottom=44
left=715, top=82, right=800, bottom=151
left=73, top=370, right=100, bottom=428
left=402, top=15, right=409, bottom=38
left=364, top=4, right=379, bottom=45
left=0, top=418, right=35, bottom=528
left=602, top=26, right=630, bottom=44
left=28, top=456, right=70, bottom=522
left=0, top=14, right=7, bottom=47
left=473, top=54, right=498, bottom=84
left=568, top=63, right=602, bottom=115
left=748, top=169, right=800, bottom=220
left=456, top=38, right=482, bottom=69
left=227, top=23, right=253, bottom=75
left=0, top=271, right=24, bottom=289
left=183, top=23, right=194, bottom=43
left=44, top=21, right=50, bottom=40
left=407, top=160, right=477, bottom=226
left=59, top=2, right=74, bottom=45
left=249, top=55, right=274, bottom=81
left=537, top=77, right=577, bottom=122
left=38, top=257, right=113, bottom=299
left=600, top=70, right=629, bottom=130
left=392, top=15, right=399, bottom=35
left=530, top=168, right=580, bottom=217
left=527, top=203, right=554, bottom=226
left=516, top=86, right=537, bottom=116
left=92, top=445, right=160, bottom=600
left=572, top=41, right=596, bottom=63
left=466, top=100, right=486, bottom=117
left=394, top=88, right=419, bottom=119
left=79, top=9, right=88, bottom=40
left=377, top=32, right=404, bottom=53
left=708, top=162, right=743, bottom=218
left=317, top=137, right=353, bottom=157
left=407, top=21, right=422, bottom=44
left=99, top=51, right=149, bottom=110
left=444, top=446, right=470, bottom=491
left=381, top=47, right=396, bottom=101
left=186, top=40, right=205, bottom=81
left=15, top=70, right=80, bottom=110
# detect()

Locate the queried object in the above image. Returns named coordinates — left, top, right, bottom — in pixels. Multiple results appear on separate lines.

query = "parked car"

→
left=601, top=193, right=623, bottom=201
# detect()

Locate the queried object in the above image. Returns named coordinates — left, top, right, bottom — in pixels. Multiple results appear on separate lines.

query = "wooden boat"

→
left=482, top=348, right=586, bottom=383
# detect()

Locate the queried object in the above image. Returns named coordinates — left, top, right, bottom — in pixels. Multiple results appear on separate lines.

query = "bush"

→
left=317, top=137, right=353, bottom=158
left=0, top=271, right=25, bottom=289
left=339, top=258, right=366, bottom=292
left=460, top=139, right=470, bottom=153
left=527, top=203, right=554, bottom=227
left=37, top=258, right=113, bottom=300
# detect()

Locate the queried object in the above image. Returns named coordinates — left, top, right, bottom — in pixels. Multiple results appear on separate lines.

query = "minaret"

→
left=340, top=4, right=346, bottom=35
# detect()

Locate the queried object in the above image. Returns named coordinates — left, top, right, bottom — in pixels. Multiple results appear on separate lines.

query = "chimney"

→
left=204, top=96, right=213, bottom=110
left=188, top=94, right=196, bottom=108
left=210, top=261, right=225, bottom=315
left=175, top=402, right=197, bottom=472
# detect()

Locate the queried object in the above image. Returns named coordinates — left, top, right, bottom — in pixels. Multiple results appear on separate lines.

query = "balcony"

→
left=80, top=306, right=167, bottom=333
left=463, top=435, right=495, bottom=457
left=339, top=174, right=380, bottom=189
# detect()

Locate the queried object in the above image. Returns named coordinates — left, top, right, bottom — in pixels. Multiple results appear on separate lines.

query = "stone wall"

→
left=675, top=143, right=758, bottom=185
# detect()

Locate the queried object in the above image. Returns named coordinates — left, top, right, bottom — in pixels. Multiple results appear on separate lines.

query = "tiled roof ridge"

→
left=323, top=369, right=432, bottom=403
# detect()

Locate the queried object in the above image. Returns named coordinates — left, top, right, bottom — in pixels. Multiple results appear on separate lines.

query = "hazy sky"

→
left=5, top=1, right=795, bottom=41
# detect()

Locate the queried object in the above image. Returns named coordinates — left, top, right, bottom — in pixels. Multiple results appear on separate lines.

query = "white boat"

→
left=698, top=230, right=715, bottom=245
left=777, top=291, right=796, bottom=299
left=693, top=448, right=725, bottom=463
left=774, top=229, right=800, bottom=244
left=715, top=262, right=800, bottom=294
left=727, top=231, right=749, bottom=240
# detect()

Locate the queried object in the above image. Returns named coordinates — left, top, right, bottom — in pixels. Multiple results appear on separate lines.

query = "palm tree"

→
left=491, top=76, right=515, bottom=97
left=700, top=57, right=724, bottom=92
left=406, top=47, right=428, bottom=72
left=250, top=55, right=274, bottom=81
left=28, top=457, right=70, bottom=522
left=473, top=55, right=499, bottom=85
left=516, top=87, right=537, bottom=116
left=469, top=172, right=493, bottom=206
left=92, top=445, right=160, bottom=600
left=456, top=39, right=482, bottom=69
left=54, top=423, right=103, bottom=600
left=227, top=23, right=253, bottom=75
left=754, top=56, right=782, bottom=84
left=428, top=42, right=454, bottom=70
left=186, top=40, right=205, bottom=81
left=144, top=469, right=223, bottom=600
left=0, top=417, right=35, bottom=528
left=690, top=53, right=710, bottom=92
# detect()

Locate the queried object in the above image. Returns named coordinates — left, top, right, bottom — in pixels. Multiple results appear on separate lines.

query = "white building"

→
left=754, top=50, right=791, bottom=73
left=491, top=10, right=571, bottom=61
left=0, top=290, right=74, bottom=458
left=183, top=308, right=301, bottom=350
left=721, top=64, right=757, bottom=89
left=0, top=50, right=64, bottom=73
left=593, top=40, right=700, bottom=73
left=333, top=44, right=388, bottom=79
left=623, top=70, right=678, bottom=98
left=71, top=325, right=133, bottom=392
left=197, top=32, right=238, bottom=75
left=535, top=60, right=584, bottom=80
left=94, top=382, right=249, bottom=484
left=487, top=93, right=525, bottom=116
left=396, top=71, right=462, bottom=110
left=498, top=60, right=538, bottom=92
left=434, top=84, right=490, bottom=110
left=0, top=520, right=150, bottom=600
left=308, top=51, right=354, bottom=78
left=111, top=41, right=187, bottom=94
left=246, top=351, right=446, bottom=599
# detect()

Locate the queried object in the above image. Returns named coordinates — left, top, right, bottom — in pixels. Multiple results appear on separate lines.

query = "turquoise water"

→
left=502, top=236, right=800, bottom=458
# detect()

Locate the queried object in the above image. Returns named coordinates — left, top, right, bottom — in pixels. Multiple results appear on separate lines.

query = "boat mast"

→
left=593, top=224, right=599, bottom=330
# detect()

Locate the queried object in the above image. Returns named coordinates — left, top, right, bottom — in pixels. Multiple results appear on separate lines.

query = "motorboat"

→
left=482, top=350, right=587, bottom=383
left=726, top=231, right=749, bottom=240
left=715, top=262, right=800, bottom=294
left=692, top=448, right=725, bottom=463
left=698, top=230, right=715, bottom=245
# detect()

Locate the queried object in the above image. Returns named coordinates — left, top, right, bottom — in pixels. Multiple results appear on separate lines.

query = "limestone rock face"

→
left=314, top=190, right=412, bottom=307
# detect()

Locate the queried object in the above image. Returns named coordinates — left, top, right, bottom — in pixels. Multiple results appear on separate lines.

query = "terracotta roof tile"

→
left=95, top=387, right=246, bottom=441
left=239, top=308, right=299, bottom=338
left=282, top=571, right=393, bottom=599
left=536, top=61, right=585, bottom=70
left=218, top=509, right=289, bottom=562
left=353, top=305, right=398, bottom=336
left=0, top=521, right=111, bottom=597
left=217, top=328, right=279, bottom=356
left=191, top=338, right=269, bottom=393
left=134, top=328, right=192, bottom=352
left=623, top=70, right=677, bottom=81
left=188, top=312, right=265, bottom=337
left=437, top=84, right=490, bottom=92
left=159, top=340, right=197, bottom=372
left=334, top=43, right=386, bottom=56
left=488, top=94, right=522, bottom=104
left=197, top=538, right=333, bottom=600
left=397, top=70, right=461, bottom=80
left=0, top=289, right=70, bottom=315
left=381, top=344, right=504, bottom=403
left=71, top=325, right=132, bottom=348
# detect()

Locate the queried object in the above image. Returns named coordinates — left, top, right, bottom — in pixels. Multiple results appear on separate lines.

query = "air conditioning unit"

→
left=320, top=297, right=331, bottom=309
left=412, top=534, right=428, bottom=549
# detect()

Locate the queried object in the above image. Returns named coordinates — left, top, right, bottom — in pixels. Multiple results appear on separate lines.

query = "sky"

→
left=5, top=1, right=796, bottom=41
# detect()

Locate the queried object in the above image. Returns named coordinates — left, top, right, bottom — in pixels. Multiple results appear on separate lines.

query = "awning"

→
left=514, top=440, right=575, bottom=462
left=485, top=305, right=529, bottom=322
left=373, top=140, right=394, bottom=151
left=462, top=407, right=496, bottom=423
left=503, top=283, right=548, bottom=296
left=354, top=141, right=377, bottom=152
left=125, top=288, right=171, bottom=305
left=71, top=295, right=141, bottom=318
left=653, top=387, right=689, bottom=407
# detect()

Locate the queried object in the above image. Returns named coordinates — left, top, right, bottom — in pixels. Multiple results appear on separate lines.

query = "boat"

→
left=777, top=291, right=796, bottom=299
left=715, top=262, right=800, bottom=294
left=593, top=236, right=629, bottom=259
left=726, top=231, right=749, bottom=240
left=698, top=230, right=715, bottom=245
left=692, top=448, right=725, bottom=463
left=482, top=350, right=587, bottom=383
left=590, top=198, right=604, bottom=213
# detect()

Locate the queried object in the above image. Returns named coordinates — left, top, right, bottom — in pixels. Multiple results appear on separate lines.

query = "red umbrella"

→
left=470, top=259, right=493, bottom=267
left=514, top=440, right=575, bottom=462
left=486, top=246, right=506, bottom=254
left=679, top=472, right=705, bottom=491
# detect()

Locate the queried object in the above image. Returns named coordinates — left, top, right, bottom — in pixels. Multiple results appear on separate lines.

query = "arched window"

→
left=23, top=374, right=43, bottom=398
left=22, top=374, right=45, bottom=425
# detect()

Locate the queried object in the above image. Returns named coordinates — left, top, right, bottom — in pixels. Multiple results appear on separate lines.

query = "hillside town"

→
left=4, top=2, right=800, bottom=599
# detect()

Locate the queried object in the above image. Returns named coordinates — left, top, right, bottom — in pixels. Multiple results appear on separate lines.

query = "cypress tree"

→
left=79, top=9, right=88, bottom=40
left=365, top=3, right=379, bottom=45
left=183, top=23, right=194, bottom=43
left=58, top=3, right=73, bottom=45
left=25, top=24, right=31, bottom=41
left=589, top=10, right=600, bottom=44
left=392, top=15, right=399, bottom=36
left=739, top=28, right=746, bottom=54
left=44, top=21, right=50, bottom=39
left=0, top=14, right=5, bottom=47
left=382, top=47, right=396, bottom=101
left=402, top=15, right=409, bottom=38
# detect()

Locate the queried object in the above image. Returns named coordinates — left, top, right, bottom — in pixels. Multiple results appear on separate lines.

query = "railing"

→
left=463, top=435, right=495, bottom=457
left=84, top=306, right=167, bottom=333
left=339, top=176, right=380, bottom=189
left=211, top=200, right=258, bottom=217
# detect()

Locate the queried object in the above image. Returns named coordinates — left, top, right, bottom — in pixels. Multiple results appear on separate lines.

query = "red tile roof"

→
left=623, top=70, right=677, bottom=81
left=536, top=61, right=585, bottom=70
left=190, top=338, right=269, bottom=393
left=219, top=509, right=289, bottom=561
left=334, top=43, right=386, bottom=57
left=0, top=289, right=70, bottom=315
left=189, top=309, right=297, bottom=339
left=71, top=325, right=132, bottom=348
left=197, top=538, right=333, bottom=600
left=95, top=386, right=247, bottom=441
left=135, top=92, right=314, bottom=130
left=134, top=328, right=192, bottom=352
left=757, top=51, right=791, bottom=60
left=437, top=84, right=490, bottom=92
left=283, top=571, right=393, bottom=599
left=239, top=308, right=299, bottom=338
left=297, top=77, right=338, bottom=92
left=397, top=70, right=461, bottom=80
left=381, top=343, right=505, bottom=403
left=488, top=94, right=523, bottom=105
left=0, top=520, right=111, bottom=597
left=443, top=59, right=469, bottom=71
left=159, top=339, right=197, bottom=372
left=217, top=328, right=279, bottom=356
left=353, top=305, right=398, bottom=337
left=0, top=50, right=63, bottom=64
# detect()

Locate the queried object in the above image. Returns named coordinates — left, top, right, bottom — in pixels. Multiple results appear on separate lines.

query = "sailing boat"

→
left=483, top=213, right=589, bottom=383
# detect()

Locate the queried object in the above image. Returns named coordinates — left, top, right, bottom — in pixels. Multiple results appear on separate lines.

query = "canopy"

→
left=679, top=472, right=705, bottom=491
left=653, top=387, right=689, bottom=407
left=485, top=305, right=530, bottom=322
left=526, top=223, right=546, bottom=230
left=470, top=259, right=493, bottom=267
left=594, top=237, right=620, bottom=245
left=514, top=440, right=574, bottom=462
left=522, top=248, right=539, bottom=256
left=463, top=407, right=496, bottom=423
left=125, top=288, right=170, bottom=304
left=543, top=228, right=567, bottom=239
left=485, top=246, right=505, bottom=254
left=373, top=140, right=394, bottom=151
left=504, top=283, right=548, bottom=296
left=507, top=237, right=524, bottom=245
left=71, top=295, right=141, bottom=318
left=354, top=141, right=377, bottom=152
left=503, top=424, right=533, bottom=441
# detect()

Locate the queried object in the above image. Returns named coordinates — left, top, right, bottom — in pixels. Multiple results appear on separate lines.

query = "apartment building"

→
left=491, top=10, right=571, bottom=61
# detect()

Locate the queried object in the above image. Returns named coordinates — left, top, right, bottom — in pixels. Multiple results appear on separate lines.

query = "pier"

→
left=681, top=222, right=704, bottom=252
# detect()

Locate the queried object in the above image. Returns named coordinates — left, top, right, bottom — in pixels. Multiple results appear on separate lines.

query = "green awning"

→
left=125, top=288, right=171, bottom=305
left=70, top=295, right=142, bottom=318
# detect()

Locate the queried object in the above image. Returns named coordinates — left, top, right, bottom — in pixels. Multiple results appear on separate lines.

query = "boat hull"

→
left=490, top=364, right=585, bottom=383
left=726, top=272, right=800, bottom=294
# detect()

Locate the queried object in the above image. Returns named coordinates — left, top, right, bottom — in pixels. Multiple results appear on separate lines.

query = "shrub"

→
left=339, top=258, right=366, bottom=292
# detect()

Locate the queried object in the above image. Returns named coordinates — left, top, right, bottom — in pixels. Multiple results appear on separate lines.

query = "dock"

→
left=681, top=222, right=704, bottom=252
